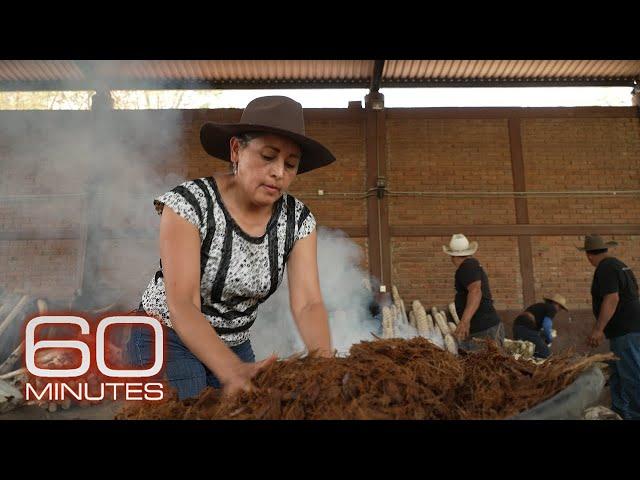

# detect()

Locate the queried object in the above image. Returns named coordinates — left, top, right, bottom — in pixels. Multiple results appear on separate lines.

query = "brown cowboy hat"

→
left=200, top=95, right=336, bottom=174
left=576, top=234, right=618, bottom=252
left=543, top=293, right=569, bottom=311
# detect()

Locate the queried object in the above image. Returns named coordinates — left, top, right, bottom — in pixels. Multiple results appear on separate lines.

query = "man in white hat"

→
left=443, top=234, right=504, bottom=350
left=579, top=234, right=640, bottom=419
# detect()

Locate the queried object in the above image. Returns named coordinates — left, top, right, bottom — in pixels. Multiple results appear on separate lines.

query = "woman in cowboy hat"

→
left=443, top=234, right=504, bottom=350
left=512, top=294, right=569, bottom=359
left=579, top=234, right=640, bottom=419
left=130, top=96, right=336, bottom=400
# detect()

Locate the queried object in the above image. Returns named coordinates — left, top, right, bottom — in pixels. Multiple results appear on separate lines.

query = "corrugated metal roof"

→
left=0, top=60, right=84, bottom=82
left=382, top=60, right=640, bottom=85
left=95, top=60, right=374, bottom=82
left=0, top=60, right=637, bottom=90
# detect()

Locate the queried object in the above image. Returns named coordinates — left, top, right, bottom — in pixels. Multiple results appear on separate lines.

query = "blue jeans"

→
left=609, top=332, right=640, bottom=420
left=127, top=325, right=255, bottom=400
left=459, top=322, right=505, bottom=351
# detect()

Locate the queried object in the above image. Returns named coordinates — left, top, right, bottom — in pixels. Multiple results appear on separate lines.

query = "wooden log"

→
left=391, top=285, right=401, bottom=306
left=426, top=314, right=435, bottom=335
left=408, top=311, right=416, bottom=328
left=0, top=378, right=24, bottom=414
left=413, top=302, right=429, bottom=337
left=36, top=299, right=48, bottom=314
left=381, top=306, right=394, bottom=339
left=0, top=340, right=24, bottom=375
left=0, top=295, right=31, bottom=340
left=0, top=295, right=33, bottom=365
left=429, top=324, right=444, bottom=349
left=434, top=312, right=451, bottom=336
left=448, top=303, right=461, bottom=325
left=0, top=368, right=27, bottom=381
left=0, top=292, right=23, bottom=324
left=444, top=334, right=458, bottom=355
left=92, top=302, right=118, bottom=315
left=399, top=299, right=409, bottom=325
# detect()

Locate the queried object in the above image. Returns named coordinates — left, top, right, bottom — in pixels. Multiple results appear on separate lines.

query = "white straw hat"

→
left=442, top=234, right=478, bottom=256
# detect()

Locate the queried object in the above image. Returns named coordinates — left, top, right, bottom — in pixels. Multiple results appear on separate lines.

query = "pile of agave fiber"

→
left=117, top=337, right=612, bottom=420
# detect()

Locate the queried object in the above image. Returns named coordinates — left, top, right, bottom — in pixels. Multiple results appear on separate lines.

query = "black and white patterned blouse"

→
left=140, top=176, right=316, bottom=346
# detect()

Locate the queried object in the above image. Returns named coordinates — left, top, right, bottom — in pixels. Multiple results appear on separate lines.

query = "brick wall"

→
left=523, top=118, right=640, bottom=224
left=0, top=109, right=370, bottom=303
left=387, top=118, right=516, bottom=225
left=0, top=239, right=79, bottom=299
left=391, top=236, right=523, bottom=310
left=0, top=107, right=638, bottom=349
left=531, top=235, right=640, bottom=310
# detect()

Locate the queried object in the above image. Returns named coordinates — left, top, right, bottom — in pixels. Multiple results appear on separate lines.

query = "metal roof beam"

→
left=380, top=78, right=638, bottom=88
left=0, top=78, right=372, bottom=91
left=369, top=60, right=385, bottom=92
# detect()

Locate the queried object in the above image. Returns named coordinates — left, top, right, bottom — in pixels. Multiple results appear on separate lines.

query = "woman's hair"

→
left=230, top=132, right=265, bottom=173
left=235, top=131, right=264, bottom=148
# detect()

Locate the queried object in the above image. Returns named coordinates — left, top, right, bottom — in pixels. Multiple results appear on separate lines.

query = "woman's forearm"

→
left=168, top=301, right=243, bottom=383
left=294, top=301, right=332, bottom=356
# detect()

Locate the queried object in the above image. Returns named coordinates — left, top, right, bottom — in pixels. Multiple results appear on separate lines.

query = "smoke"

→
left=79, top=109, right=186, bottom=309
left=252, top=227, right=380, bottom=359
left=250, top=227, right=450, bottom=360
left=0, top=61, right=189, bottom=313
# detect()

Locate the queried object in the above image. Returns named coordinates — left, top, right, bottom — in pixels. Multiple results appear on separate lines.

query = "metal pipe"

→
left=386, top=190, right=640, bottom=198
left=2, top=189, right=639, bottom=202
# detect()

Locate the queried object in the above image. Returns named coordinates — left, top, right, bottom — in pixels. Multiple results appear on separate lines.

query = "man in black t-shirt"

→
left=579, top=234, right=640, bottom=420
left=513, top=294, right=568, bottom=359
left=443, top=234, right=504, bottom=351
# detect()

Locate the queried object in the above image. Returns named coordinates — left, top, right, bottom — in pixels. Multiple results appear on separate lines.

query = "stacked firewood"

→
left=0, top=292, right=45, bottom=374
left=0, top=288, right=132, bottom=414
left=0, top=290, right=48, bottom=413
left=380, top=285, right=460, bottom=355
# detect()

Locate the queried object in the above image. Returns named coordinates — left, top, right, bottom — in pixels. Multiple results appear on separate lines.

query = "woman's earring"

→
left=233, top=162, right=238, bottom=175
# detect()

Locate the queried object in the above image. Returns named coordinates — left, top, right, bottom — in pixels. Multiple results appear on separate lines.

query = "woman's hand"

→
left=221, top=354, right=278, bottom=397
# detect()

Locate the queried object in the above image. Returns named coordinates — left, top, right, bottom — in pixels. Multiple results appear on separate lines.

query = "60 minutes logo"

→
left=24, top=315, right=165, bottom=403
